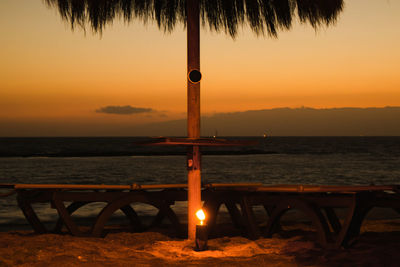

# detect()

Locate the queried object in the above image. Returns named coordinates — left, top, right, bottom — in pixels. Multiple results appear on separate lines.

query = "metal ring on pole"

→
left=188, top=69, right=202, bottom=84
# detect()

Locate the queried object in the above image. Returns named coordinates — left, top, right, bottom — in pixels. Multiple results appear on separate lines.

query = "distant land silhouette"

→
left=136, top=107, right=400, bottom=136
left=1, top=107, right=399, bottom=136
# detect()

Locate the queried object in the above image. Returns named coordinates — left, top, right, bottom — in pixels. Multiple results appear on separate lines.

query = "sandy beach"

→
left=1, top=217, right=399, bottom=267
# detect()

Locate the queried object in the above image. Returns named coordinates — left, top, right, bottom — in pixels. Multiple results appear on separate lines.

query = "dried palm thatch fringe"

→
left=44, top=0, right=343, bottom=37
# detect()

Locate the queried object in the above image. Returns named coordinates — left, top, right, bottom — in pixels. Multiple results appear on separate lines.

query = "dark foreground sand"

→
left=1, top=218, right=400, bottom=267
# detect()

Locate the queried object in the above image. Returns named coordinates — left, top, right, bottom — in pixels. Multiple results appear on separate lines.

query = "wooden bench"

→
left=2, top=183, right=399, bottom=248
left=203, top=185, right=400, bottom=248
left=4, top=183, right=188, bottom=237
left=1, top=183, right=259, bottom=238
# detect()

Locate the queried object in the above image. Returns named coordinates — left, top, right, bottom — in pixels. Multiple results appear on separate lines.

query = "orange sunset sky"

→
left=0, top=0, right=399, bottom=136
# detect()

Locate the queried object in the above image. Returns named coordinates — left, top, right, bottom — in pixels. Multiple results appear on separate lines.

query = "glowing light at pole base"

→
left=195, top=208, right=208, bottom=251
left=196, top=209, right=206, bottom=225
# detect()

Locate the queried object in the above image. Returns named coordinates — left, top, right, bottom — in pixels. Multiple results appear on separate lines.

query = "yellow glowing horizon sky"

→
left=0, top=0, right=400, bottom=136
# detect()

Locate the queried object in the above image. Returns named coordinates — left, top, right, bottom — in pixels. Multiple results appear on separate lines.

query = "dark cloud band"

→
left=96, top=105, right=153, bottom=115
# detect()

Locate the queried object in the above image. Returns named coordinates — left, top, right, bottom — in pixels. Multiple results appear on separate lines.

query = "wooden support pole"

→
left=187, top=0, right=201, bottom=240
left=187, top=146, right=201, bottom=240
left=187, top=0, right=200, bottom=138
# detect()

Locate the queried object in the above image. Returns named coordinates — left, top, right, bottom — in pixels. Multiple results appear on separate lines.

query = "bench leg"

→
left=240, top=196, right=260, bottom=239
left=17, top=195, right=47, bottom=234
left=324, top=207, right=342, bottom=234
left=52, top=196, right=86, bottom=236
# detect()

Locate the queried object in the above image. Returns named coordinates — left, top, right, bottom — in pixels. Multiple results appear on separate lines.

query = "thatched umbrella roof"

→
left=45, top=0, right=343, bottom=37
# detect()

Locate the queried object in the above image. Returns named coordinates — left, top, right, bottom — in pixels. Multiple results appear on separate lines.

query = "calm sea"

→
left=1, top=136, right=399, bottom=227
